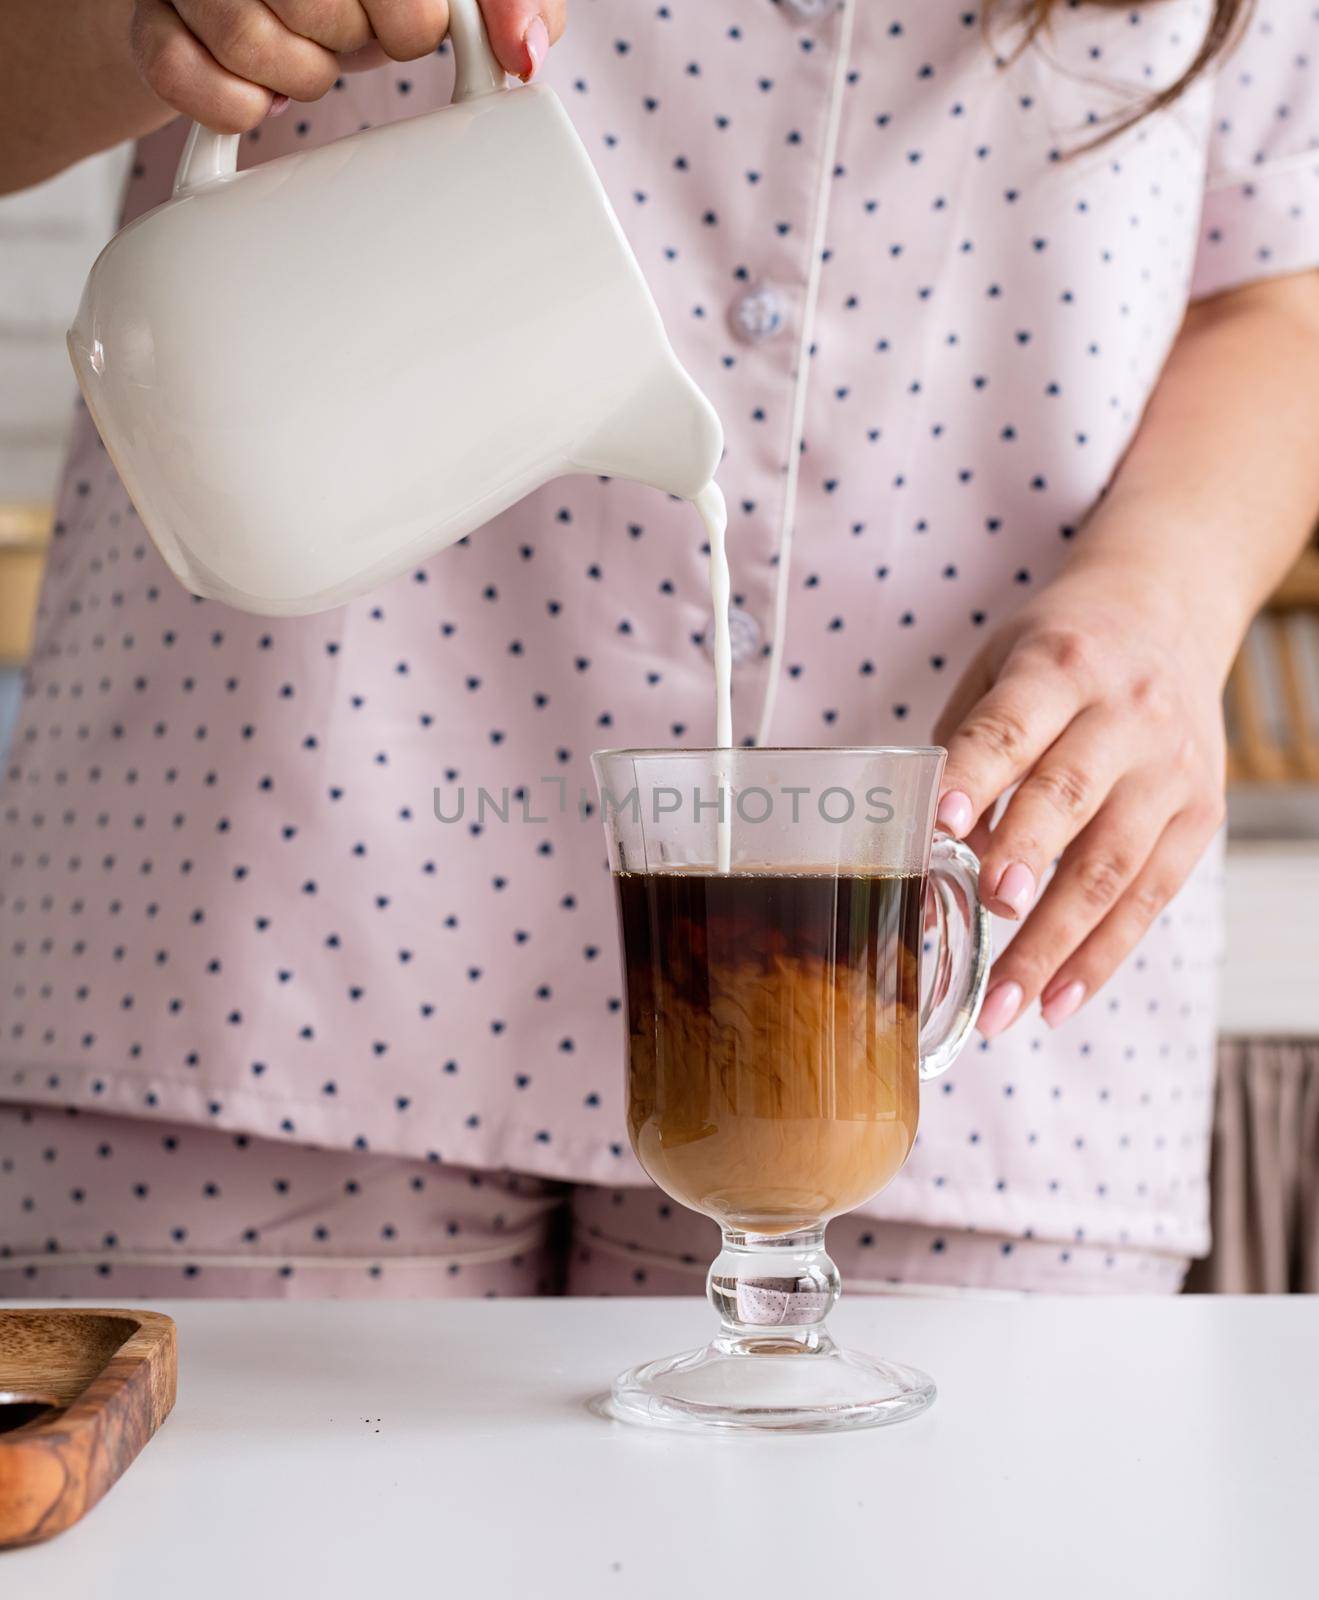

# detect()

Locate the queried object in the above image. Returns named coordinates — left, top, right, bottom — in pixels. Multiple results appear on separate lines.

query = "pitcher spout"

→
left=569, top=358, right=724, bottom=500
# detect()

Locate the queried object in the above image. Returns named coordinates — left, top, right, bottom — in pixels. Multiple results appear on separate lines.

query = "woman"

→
left=1, top=0, right=1316, bottom=1296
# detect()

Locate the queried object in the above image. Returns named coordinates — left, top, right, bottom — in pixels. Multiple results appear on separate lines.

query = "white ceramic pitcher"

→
left=68, top=0, right=723, bottom=616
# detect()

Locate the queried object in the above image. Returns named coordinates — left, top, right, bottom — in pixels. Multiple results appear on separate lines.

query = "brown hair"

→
left=990, top=0, right=1255, bottom=147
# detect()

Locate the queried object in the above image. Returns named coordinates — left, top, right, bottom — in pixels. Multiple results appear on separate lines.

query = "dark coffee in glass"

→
left=616, top=866, right=922, bottom=1236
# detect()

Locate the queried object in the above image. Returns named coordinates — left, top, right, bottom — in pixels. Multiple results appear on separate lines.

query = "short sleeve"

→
left=1190, top=0, right=1319, bottom=300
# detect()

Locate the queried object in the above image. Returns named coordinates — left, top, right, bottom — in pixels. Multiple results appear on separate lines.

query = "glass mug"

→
left=590, top=748, right=991, bottom=1434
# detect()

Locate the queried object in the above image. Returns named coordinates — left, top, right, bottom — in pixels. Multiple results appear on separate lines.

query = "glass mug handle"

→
left=919, top=835, right=993, bottom=1082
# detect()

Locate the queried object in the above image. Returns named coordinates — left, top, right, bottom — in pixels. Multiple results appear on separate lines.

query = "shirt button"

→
left=730, top=285, right=787, bottom=344
left=706, top=607, right=762, bottom=666
left=781, top=0, right=833, bottom=20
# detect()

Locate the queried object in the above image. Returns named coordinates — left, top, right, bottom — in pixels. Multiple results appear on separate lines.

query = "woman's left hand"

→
left=931, top=557, right=1229, bottom=1038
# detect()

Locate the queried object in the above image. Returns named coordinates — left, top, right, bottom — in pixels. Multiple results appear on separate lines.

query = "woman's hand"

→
left=931, top=556, right=1229, bottom=1038
left=131, top=0, right=566, bottom=131
left=931, top=273, right=1319, bottom=1041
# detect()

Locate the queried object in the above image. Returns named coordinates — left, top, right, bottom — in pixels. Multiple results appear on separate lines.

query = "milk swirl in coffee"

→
left=615, top=866, right=922, bottom=1236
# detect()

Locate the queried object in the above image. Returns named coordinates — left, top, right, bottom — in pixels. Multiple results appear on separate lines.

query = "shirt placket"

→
left=705, top=0, right=858, bottom=747
left=775, top=5, right=990, bottom=745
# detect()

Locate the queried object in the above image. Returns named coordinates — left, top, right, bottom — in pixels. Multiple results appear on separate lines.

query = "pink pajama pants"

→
left=0, top=1104, right=1188, bottom=1297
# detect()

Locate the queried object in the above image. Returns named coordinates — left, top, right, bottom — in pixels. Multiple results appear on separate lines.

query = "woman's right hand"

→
left=131, top=1, right=565, bottom=131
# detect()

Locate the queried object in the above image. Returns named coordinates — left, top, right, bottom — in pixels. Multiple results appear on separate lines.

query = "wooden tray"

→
left=0, top=1308, right=176, bottom=1547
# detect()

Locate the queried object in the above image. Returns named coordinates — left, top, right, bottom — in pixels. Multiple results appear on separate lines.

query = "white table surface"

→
left=5, top=1296, right=1317, bottom=1599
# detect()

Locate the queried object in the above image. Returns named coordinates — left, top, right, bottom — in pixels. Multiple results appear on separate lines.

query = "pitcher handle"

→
left=173, top=0, right=507, bottom=197
left=918, top=835, right=992, bottom=1083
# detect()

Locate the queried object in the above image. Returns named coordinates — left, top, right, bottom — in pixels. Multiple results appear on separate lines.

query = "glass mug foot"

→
left=605, top=1344, right=936, bottom=1435
left=602, top=1228, right=937, bottom=1435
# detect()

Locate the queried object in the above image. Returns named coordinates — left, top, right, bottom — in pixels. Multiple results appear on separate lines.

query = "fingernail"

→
left=987, top=861, right=1036, bottom=920
left=1041, top=979, right=1086, bottom=1029
left=936, top=790, right=974, bottom=839
left=521, top=16, right=550, bottom=80
left=977, top=980, right=1023, bottom=1040
left=267, top=94, right=290, bottom=118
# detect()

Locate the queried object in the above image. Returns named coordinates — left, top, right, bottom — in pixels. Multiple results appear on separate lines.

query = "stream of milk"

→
left=693, top=480, right=733, bottom=874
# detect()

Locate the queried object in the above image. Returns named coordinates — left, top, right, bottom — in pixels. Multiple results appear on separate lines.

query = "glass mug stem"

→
left=708, top=1227, right=841, bottom=1356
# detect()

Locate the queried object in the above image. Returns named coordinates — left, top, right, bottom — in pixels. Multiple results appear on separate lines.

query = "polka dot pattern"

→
left=1, top=2, right=1315, bottom=1269
left=1192, top=0, right=1319, bottom=298
left=0, top=1103, right=563, bottom=1299
left=0, top=1104, right=1188, bottom=1296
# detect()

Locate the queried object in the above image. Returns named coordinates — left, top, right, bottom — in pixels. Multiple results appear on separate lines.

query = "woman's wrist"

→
left=1059, top=498, right=1259, bottom=689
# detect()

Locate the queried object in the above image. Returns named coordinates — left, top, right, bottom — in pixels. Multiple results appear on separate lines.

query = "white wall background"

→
left=0, top=145, right=131, bottom=753
left=0, top=145, right=132, bottom=506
